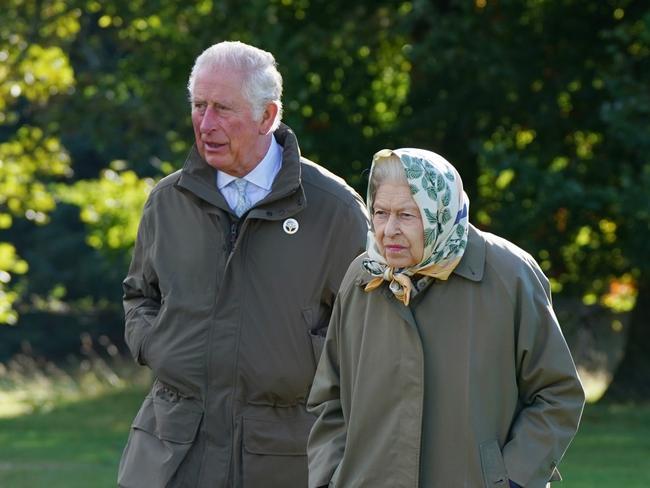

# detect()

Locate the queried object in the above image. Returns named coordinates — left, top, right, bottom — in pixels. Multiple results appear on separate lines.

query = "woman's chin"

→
left=385, top=257, right=417, bottom=268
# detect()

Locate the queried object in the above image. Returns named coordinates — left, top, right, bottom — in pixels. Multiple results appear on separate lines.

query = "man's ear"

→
left=259, top=102, right=279, bottom=135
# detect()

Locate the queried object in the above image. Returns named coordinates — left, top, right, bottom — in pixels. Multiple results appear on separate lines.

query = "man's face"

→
left=190, top=65, right=272, bottom=177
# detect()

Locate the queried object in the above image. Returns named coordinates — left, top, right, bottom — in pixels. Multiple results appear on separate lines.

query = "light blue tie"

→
left=232, top=178, right=251, bottom=217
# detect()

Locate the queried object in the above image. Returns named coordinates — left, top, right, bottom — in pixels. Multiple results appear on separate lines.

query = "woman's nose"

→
left=384, top=214, right=401, bottom=236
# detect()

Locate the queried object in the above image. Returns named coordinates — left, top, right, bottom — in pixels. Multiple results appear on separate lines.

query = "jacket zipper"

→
left=230, top=221, right=238, bottom=250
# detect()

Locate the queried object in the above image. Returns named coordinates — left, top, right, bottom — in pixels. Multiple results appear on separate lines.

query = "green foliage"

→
left=397, top=1, right=650, bottom=307
left=0, top=243, right=28, bottom=325
left=0, top=0, right=78, bottom=324
left=0, top=0, right=648, bottom=396
left=55, top=165, right=154, bottom=260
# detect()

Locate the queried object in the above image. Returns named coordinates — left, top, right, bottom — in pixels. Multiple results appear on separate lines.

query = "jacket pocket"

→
left=479, top=439, right=509, bottom=488
left=302, top=306, right=327, bottom=366
left=118, top=384, right=203, bottom=488
left=137, top=310, right=157, bottom=366
left=241, top=416, right=312, bottom=488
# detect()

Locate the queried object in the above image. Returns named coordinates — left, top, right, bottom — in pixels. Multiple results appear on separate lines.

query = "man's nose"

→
left=200, top=106, right=219, bottom=133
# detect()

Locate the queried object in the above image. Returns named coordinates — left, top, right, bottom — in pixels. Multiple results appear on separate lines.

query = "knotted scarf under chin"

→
left=362, top=258, right=460, bottom=306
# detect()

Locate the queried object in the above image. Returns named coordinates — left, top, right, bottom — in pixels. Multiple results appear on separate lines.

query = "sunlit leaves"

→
left=15, top=45, right=74, bottom=102
left=0, top=127, right=72, bottom=221
left=38, top=5, right=82, bottom=39
left=56, top=168, right=155, bottom=253
left=573, top=131, right=602, bottom=159
left=0, top=243, right=29, bottom=325
left=602, top=274, right=637, bottom=312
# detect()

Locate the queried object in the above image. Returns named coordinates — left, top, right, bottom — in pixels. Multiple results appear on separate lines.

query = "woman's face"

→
left=372, top=182, right=424, bottom=268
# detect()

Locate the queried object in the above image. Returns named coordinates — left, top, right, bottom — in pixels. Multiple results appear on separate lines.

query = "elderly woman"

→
left=306, top=148, right=585, bottom=488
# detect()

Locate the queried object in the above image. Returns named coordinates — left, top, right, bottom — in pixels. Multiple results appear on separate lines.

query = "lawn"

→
left=0, top=387, right=145, bottom=488
left=0, top=389, right=648, bottom=487
left=559, top=402, right=650, bottom=487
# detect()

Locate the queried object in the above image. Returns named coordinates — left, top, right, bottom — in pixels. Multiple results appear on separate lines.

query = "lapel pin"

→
left=283, top=218, right=299, bottom=235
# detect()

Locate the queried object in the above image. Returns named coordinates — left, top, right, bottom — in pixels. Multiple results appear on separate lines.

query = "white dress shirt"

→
left=216, top=135, right=282, bottom=212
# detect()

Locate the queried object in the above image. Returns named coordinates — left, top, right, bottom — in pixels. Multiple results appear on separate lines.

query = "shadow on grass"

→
left=0, top=387, right=146, bottom=488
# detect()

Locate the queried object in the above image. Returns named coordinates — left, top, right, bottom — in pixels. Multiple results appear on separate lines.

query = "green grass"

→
left=0, top=391, right=648, bottom=487
left=0, top=387, right=146, bottom=488
left=559, top=402, right=650, bottom=487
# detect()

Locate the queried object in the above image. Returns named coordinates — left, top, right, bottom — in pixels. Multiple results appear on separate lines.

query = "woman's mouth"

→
left=385, top=245, right=405, bottom=252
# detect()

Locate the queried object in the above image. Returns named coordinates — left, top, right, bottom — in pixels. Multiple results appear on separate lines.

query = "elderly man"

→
left=117, top=41, right=368, bottom=488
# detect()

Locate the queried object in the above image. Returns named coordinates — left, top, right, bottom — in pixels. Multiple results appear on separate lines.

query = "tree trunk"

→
left=602, top=279, right=650, bottom=402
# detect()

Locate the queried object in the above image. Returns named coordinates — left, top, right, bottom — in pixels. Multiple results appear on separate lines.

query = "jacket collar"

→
left=357, top=223, right=486, bottom=287
left=175, top=123, right=306, bottom=220
left=452, top=224, right=485, bottom=282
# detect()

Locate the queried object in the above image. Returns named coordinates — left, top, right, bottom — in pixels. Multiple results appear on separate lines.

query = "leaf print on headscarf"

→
left=423, top=177, right=438, bottom=200
left=409, top=183, right=420, bottom=195
left=402, top=155, right=424, bottom=179
left=421, top=164, right=435, bottom=181
left=444, top=169, right=456, bottom=181
left=362, top=259, right=385, bottom=276
left=456, top=224, right=466, bottom=238
left=441, top=208, right=452, bottom=225
left=442, top=189, right=451, bottom=206
left=432, top=249, right=445, bottom=262
left=424, top=208, right=438, bottom=225
left=436, top=174, right=446, bottom=192
left=424, top=228, right=437, bottom=248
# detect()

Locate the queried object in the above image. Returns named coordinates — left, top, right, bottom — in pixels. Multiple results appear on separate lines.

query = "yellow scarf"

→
left=364, top=257, right=462, bottom=306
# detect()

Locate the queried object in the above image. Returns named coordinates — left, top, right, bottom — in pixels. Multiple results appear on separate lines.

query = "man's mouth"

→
left=204, top=141, right=226, bottom=150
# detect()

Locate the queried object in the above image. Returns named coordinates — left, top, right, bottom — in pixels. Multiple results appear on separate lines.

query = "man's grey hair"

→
left=187, top=41, right=283, bottom=131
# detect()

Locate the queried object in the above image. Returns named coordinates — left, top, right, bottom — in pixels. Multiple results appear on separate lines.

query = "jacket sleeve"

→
left=503, top=259, right=585, bottom=487
left=307, top=295, right=347, bottom=488
left=122, top=199, right=161, bottom=366
left=327, top=195, right=368, bottom=291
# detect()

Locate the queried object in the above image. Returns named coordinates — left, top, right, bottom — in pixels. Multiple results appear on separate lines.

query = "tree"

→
left=393, top=0, right=649, bottom=398
left=0, top=0, right=414, bottom=354
left=0, top=0, right=76, bottom=324
left=2, top=0, right=649, bottom=399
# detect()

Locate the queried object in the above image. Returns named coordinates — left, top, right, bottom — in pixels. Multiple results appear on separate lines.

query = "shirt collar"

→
left=216, top=135, right=282, bottom=190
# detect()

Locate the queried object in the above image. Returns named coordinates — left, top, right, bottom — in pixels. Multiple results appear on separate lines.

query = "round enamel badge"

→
left=283, top=218, right=299, bottom=235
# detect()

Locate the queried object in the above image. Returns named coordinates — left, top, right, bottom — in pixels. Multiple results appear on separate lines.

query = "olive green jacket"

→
left=307, top=225, right=585, bottom=488
left=118, top=124, right=368, bottom=488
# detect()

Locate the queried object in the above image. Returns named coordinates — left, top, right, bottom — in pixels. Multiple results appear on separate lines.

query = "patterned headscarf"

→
left=363, top=148, right=470, bottom=305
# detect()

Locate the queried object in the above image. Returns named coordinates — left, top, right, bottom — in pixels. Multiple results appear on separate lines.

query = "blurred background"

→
left=0, top=0, right=648, bottom=486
